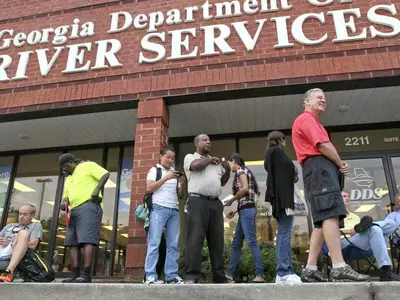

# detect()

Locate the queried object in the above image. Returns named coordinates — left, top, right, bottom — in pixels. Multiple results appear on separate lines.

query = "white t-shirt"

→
left=146, top=164, right=179, bottom=209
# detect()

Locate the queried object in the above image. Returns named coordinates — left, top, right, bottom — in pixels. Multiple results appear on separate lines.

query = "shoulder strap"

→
left=155, top=166, right=162, bottom=181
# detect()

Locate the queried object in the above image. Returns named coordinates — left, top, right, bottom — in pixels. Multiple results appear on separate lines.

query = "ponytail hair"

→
left=228, top=153, right=260, bottom=195
left=267, top=131, right=286, bottom=149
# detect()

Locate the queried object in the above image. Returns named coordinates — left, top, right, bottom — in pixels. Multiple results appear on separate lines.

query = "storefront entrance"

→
left=340, top=152, right=400, bottom=221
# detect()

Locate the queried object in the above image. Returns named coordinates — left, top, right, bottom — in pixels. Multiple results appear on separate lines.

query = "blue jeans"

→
left=145, top=204, right=180, bottom=281
left=276, top=211, right=294, bottom=277
left=226, top=208, right=264, bottom=277
left=341, top=219, right=396, bottom=267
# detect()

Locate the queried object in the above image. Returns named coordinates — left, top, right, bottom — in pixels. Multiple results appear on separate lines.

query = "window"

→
left=0, top=156, right=14, bottom=224
left=7, top=152, right=61, bottom=263
left=239, top=136, right=297, bottom=161
left=344, top=158, right=391, bottom=220
left=96, top=147, right=119, bottom=276
left=391, top=157, right=400, bottom=194
left=115, top=145, right=134, bottom=275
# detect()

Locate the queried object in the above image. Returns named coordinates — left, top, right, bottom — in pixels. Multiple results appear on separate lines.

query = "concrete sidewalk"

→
left=1, top=282, right=400, bottom=300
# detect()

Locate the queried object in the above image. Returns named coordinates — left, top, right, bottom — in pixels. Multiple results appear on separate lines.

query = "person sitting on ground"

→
left=340, top=190, right=400, bottom=281
left=0, top=204, right=43, bottom=282
left=385, top=193, right=400, bottom=226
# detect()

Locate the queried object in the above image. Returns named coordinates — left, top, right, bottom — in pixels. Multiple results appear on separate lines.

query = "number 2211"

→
left=345, top=136, right=370, bottom=146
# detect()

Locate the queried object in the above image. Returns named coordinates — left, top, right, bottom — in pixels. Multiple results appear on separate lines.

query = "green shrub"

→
left=180, top=241, right=302, bottom=283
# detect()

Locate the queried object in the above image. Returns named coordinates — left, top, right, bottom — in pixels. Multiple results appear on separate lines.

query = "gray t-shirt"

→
left=184, top=152, right=226, bottom=197
left=0, top=222, right=43, bottom=242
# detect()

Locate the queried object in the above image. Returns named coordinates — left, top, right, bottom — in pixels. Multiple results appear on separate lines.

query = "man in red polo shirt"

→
left=292, top=88, right=369, bottom=283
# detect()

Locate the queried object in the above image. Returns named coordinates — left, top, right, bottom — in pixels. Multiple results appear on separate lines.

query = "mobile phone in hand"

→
left=173, top=171, right=184, bottom=177
left=340, top=173, right=345, bottom=190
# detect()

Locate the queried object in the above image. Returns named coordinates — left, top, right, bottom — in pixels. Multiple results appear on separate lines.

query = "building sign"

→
left=348, top=167, right=383, bottom=202
left=0, top=0, right=399, bottom=81
left=331, top=129, right=400, bottom=152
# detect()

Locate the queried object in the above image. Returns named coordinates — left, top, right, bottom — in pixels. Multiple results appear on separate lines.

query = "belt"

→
left=303, top=155, right=323, bottom=165
left=188, top=193, right=219, bottom=200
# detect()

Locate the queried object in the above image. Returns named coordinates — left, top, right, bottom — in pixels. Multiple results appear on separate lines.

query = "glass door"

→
left=341, top=155, right=394, bottom=221
left=389, top=154, right=400, bottom=194
left=6, top=152, right=62, bottom=264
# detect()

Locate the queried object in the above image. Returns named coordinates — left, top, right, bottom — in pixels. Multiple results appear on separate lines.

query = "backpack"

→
left=135, top=166, right=162, bottom=222
left=16, top=248, right=55, bottom=282
left=144, top=166, right=162, bottom=212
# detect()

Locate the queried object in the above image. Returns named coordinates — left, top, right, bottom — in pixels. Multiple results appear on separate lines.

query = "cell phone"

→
left=339, top=173, right=345, bottom=190
left=173, top=171, right=184, bottom=177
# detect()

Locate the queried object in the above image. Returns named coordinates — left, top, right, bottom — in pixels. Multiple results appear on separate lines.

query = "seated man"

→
left=386, top=193, right=400, bottom=226
left=340, top=190, right=399, bottom=281
left=0, top=204, right=43, bottom=282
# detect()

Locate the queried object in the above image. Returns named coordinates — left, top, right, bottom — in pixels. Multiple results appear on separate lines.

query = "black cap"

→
left=58, top=153, right=79, bottom=166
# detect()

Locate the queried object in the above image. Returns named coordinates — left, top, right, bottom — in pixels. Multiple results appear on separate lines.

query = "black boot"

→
left=73, top=266, right=92, bottom=283
left=62, top=267, right=80, bottom=283
left=380, top=265, right=400, bottom=281
left=354, top=216, right=374, bottom=233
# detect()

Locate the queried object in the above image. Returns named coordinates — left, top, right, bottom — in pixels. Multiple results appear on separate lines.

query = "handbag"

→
left=135, top=204, right=147, bottom=221
left=285, top=184, right=309, bottom=216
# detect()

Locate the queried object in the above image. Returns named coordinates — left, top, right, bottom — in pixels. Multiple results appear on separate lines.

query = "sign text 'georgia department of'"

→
left=0, top=0, right=399, bottom=82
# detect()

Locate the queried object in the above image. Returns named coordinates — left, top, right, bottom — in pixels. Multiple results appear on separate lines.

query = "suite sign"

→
left=0, top=0, right=399, bottom=82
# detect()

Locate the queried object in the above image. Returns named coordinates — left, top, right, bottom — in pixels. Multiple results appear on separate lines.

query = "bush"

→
left=180, top=241, right=302, bottom=283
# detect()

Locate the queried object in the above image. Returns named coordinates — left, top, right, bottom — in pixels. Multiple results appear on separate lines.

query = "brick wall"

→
left=125, top=98, right=169, bottom=276
left=0, top=0, right=116, bottom=22
left=0, top=0, right=399, bottom=113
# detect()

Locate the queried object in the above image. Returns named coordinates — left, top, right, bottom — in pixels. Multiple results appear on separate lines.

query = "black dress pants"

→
left=184, top=194, right=225, bottom=283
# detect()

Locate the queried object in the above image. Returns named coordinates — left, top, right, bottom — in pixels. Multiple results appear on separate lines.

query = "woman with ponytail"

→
left=264, top=131, right=301, bottom=284
left=224, top=153, right=265, bottom=283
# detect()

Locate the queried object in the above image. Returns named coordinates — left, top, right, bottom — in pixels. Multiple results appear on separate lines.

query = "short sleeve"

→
left=0, top=224, right=11, bottom=238
left=88, top=162, right=109, bottom=180
left=30, top=222, right=43, bottom=241
left=184, top=154, right=196, bottom=172
left=300, top=117, right=330, bottom=148
left=146, top=167, right=157, bottom=181
left=236, top=168, right=246, bottom=177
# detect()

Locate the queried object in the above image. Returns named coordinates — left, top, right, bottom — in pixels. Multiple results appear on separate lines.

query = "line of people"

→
left=1, top=88, right=400, bottom=284
left=142, top=87, right=400, bottom=285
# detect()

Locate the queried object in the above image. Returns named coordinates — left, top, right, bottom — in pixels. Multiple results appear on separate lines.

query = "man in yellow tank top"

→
left=58, top=153, right=109, bottom=283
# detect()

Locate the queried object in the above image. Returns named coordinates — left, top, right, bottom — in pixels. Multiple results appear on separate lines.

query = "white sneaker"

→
left=276, top=274, right=302, bottom=285
left=275, top=275, right=285, bottom=284
left=145, top=279, right=164, bottom=285
left=167, top=276, right=184, bottom=284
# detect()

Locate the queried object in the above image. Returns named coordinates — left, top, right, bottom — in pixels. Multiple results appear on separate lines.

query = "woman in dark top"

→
left=264, top=131, right=301, bottom=284
left=224, top=153, right=264, bottom=283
